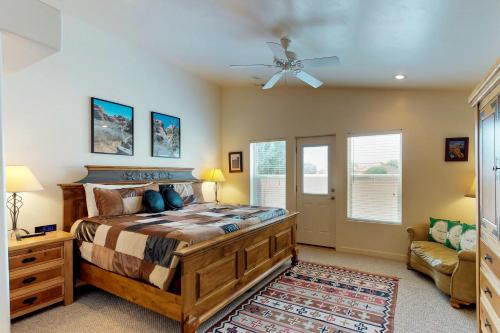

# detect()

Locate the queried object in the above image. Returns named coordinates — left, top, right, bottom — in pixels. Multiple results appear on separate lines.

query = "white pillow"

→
left=83, top=182, right=154, bottom=217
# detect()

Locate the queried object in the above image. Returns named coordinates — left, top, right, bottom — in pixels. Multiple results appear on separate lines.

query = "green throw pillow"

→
left=445, top=222, right=464, bottom=250
left=428, top=217, right=460, bottom=247
left=458, top=224, right=477, bottom=252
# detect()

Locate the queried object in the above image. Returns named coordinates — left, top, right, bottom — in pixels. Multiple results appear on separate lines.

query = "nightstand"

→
left=8, top=231, right=75, bottom=319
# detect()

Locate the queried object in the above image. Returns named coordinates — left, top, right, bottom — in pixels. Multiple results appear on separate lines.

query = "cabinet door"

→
left=481, top=104, right=498, bottom=239
left=495, top=96, right=500, bottom=240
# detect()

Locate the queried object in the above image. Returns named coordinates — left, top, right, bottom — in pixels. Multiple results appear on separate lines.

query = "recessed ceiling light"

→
left=394, top=74, right=406, bottom=80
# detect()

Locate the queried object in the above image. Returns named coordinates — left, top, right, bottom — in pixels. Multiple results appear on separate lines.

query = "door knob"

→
left=331, top=196, right=335, bottom=200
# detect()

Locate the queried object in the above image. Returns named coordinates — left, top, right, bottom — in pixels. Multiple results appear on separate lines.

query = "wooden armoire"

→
left=469, top=59, right=500, bottom=333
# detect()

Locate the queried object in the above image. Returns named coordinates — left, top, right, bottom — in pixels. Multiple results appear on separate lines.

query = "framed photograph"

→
left=91, top=97, right=134, bottom=155
left=151, top=112, right=181, bottom=158
left=229, top=151, right=243, bottom=173
left=445, top=137, right=469, bottom=162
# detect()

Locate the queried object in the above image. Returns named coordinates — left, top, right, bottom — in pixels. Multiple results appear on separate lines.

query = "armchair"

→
left=406, top=224, right=476, bottom=308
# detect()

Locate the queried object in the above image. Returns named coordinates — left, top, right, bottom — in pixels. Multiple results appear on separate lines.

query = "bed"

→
left=58, top=165, right=298, bottom=333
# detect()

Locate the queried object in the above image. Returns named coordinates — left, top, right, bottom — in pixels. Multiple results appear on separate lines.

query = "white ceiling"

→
left=43, top=0, right=500, bottom=88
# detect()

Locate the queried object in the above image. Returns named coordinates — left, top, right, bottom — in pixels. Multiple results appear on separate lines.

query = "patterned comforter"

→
left=71, top=203, right=287, bottom=290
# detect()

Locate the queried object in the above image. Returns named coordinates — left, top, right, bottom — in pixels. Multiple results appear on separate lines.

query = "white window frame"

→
left=347, top=130, right=403, bottom=224
left=249, top=139, right=287, bottom=208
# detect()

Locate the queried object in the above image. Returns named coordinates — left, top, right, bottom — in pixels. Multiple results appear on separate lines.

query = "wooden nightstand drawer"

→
left=8, top=231, right=75, bottom=319
left=9, top=242, right=61, bottom=257
left=10, top=264, right=63, bottom=291
left=10, top=284, right=63, bottom=318
left=9, top=246, right=62, bottom=271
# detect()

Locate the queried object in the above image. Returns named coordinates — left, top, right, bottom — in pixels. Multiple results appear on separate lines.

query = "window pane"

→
left=303, top=146, right=328, bottom=194
left=347, top=132, right=402, bottom=223
left=250, top=140, right=286, bottom=208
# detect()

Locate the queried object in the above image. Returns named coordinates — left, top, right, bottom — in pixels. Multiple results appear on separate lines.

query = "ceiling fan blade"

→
left=262, top=71, right=284, bottom=90
left=229, top=64, right=275, bottom=69
left=300, top=56, right=340, bottom=67
left=294, top=70, right=323, bottom=88
left=266, top=42, right=287, bottom=60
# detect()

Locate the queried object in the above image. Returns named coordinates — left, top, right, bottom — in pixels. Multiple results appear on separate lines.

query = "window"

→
left=250, top=140, right=286, bottom=208
left=347, top=132, right=402, bottom=223
left=302, top=145, right=329, bottom=194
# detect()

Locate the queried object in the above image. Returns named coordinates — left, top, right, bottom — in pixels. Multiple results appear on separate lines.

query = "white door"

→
left=296, top=136, right=336, bottom=247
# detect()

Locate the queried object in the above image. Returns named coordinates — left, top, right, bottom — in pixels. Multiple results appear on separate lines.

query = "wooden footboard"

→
left=177, top=213, right=298, bottom=332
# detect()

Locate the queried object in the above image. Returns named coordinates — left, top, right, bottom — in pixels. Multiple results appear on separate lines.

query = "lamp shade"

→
left=464, top=178, right=476, bottom=198
left=204, top=168, right=225, bottom=182
left=6, top=166, right=43, bottom=193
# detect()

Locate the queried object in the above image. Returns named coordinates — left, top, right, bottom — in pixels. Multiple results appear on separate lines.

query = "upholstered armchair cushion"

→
left=410, top=241, right=458, bottom=275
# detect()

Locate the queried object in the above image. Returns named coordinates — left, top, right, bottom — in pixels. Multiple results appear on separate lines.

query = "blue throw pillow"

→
left=161, top=185, right=184, bottom=210
left=143, top=190, right=165, bottom=213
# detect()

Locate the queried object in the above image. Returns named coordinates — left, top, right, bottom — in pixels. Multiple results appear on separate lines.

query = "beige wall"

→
left=221, top=86, right=476, bottom=260
left=3, top=14, right=221, bottom=231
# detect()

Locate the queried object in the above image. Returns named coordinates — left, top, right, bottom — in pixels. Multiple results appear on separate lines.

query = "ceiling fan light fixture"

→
left=230, top=37, right=339, bottom=90
left=393, top=74, right=406, bottom=80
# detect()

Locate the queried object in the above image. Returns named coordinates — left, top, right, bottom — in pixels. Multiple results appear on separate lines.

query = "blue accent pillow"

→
left=143, top=190, right=165, bottom=213
left=161, top=185, right=184, bottom=210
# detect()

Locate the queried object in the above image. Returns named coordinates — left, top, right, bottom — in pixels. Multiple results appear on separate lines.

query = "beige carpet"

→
left=11, top=245, right=476, bottom=333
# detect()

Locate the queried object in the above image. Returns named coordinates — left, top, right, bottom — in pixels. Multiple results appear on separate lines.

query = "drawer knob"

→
left=485, top=319, right=493, bottom=333
left=22, top=296, right=38, bottom=305
left=21, top=257, right=36, bottom=264
left=484, top=254, right=493, bottom=263
left=22, top=277, right=37, bottom=285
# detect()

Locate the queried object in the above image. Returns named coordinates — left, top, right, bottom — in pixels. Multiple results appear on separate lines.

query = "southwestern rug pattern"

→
left=207, top=261, right=399, bottom=333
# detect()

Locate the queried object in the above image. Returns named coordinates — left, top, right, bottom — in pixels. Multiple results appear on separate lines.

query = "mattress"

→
left=71, top=203, right=287, bottom=290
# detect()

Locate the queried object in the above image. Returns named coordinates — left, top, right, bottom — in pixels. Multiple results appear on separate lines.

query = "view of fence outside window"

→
left=302, top=145, right=329, bottom=195
left=347, top=132, right=402, bottom=224
left=250, top=140, right=286, bottom=208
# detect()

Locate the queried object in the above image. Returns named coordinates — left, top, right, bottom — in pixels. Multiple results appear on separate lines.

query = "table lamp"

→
left=6, top=166, right=43, bottom=240
left=464, top=178, right=476, bottom=198
left=204, top=168, right=225, bottom=203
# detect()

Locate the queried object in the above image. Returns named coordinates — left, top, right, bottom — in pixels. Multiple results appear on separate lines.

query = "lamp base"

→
left=10, top=228, right=29, bottom=241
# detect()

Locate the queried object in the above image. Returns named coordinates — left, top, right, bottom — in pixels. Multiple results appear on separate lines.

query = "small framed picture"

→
left=91, top=97, right=134, bottom=155
left=445, top=137, right=469, bottom=162
left=228, top=151, right=243, bottom=173
left=151, top=112, right=181, bottom=158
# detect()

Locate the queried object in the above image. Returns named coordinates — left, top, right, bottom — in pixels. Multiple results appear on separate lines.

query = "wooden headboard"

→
left=58, top=165, right=199, bottom=232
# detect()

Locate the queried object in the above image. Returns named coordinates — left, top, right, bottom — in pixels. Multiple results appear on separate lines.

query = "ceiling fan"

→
left=230, top=37, right=339, bottom=90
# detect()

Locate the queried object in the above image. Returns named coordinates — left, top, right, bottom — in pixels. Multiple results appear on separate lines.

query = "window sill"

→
left=346, top=218, right=402, bottom=225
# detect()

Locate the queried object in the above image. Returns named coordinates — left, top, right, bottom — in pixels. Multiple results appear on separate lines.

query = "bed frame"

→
left=58, top=166, right=298, bottom=333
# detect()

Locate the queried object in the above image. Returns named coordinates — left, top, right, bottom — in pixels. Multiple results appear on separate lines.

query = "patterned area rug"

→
left=207, top=261, right=399, bottom=333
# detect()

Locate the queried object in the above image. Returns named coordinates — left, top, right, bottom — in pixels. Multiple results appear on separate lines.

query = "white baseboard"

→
left=336, top=246, right=406, bottom=262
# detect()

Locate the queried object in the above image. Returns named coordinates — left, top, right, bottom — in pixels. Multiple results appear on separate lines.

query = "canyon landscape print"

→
left=151, top=112, right=180, bottom=158
left=92, top=98, right=134, bottom=155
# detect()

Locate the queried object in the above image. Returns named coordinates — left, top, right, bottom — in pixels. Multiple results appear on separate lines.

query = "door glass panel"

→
left=303, top=146, right=328, bottom=194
